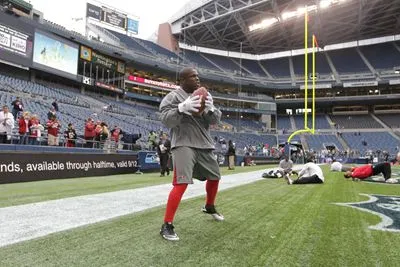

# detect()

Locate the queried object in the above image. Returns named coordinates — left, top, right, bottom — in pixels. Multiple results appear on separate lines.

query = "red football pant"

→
left=164, top=184, right=188, bottom=223
left=163, top=178, right=220, bottom=223
left=205, top=179, right=219, bottom=206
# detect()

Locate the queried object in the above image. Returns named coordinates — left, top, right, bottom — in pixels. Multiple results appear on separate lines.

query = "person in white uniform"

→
left=0, top=105, right=14, bottom=144
left=285, top=157, right=324, bottom=185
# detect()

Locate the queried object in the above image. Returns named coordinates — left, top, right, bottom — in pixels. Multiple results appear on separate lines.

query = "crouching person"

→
left=344, top=162, right=391, bottom=182
left=285, top=157, right=324, bottom=185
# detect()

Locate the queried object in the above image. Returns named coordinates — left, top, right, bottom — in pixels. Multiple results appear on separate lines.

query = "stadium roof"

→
left=170, top=0, right=400, bottom=54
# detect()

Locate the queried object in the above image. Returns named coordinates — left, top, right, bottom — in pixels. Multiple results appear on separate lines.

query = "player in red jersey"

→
left=344, top=162, right=391, bottom=181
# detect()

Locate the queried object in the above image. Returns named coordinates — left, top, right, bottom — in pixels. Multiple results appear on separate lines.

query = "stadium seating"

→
left=329, top=114, right=383, bottom=129
left=341, top=132, right=400, bottom=154
left=260, top=58, right=291, bottom=78
left=292, top=53, right=332, bottom=75
left=201, top=53, right=238, bottom=73
left=231, top=58, right=266, bottom=76
left=108, top=30, right=152, bottom=55
left=293, top=115, right=331, bottom=129
left=375, top=114, right=400, bottom=128
left=359, top=42, right=400, bottom=70
left=180, top=49, right=219, bottom=70
left=305, top=134, right=343, bottom=151
left=137, top=38, right=180, bottom=60
left=0, top=74, right=170, bottom=147
left=222, top=118, right=263, bottom=131
left=278, top=135, right=300, bottom=143
left=212, top=131, right=277, bottom=151
left=328, top=48, right=370, bottom=73
left=0, top=75, right=89, bottom=108
left=277, top=115, right=292, bottom=130
left=4, top=67, right=400, bottom=158
left=99, top=28, right=179, bottom=61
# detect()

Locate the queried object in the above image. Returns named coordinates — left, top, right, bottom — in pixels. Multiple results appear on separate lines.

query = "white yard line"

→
left=0, top=170, right=265, bottom=247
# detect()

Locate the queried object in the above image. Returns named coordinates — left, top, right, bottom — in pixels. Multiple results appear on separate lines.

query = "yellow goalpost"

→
left=287, top=9, right=317, bottom=143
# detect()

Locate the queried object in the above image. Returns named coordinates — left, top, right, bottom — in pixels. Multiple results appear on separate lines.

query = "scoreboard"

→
left=86, top=2, right=138, bottom=35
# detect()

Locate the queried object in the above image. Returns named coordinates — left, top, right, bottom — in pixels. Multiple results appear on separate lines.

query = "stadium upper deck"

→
left=169, top=0, right=400, bottom=55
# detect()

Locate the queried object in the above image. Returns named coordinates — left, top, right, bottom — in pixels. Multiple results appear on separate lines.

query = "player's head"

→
left=179, top=67, right=200, bottom=93
left=344, top=171, right=352, bottom=178
left=2, top=105, right=9, bottom=113
left=396, top=152, right=400, bottom=161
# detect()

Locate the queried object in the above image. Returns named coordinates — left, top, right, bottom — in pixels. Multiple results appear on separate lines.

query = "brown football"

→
left=191, top=87, right=208, bottom=116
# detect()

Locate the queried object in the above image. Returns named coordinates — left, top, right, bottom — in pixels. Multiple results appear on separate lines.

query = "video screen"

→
left=33, top=31, right=79, bottom=79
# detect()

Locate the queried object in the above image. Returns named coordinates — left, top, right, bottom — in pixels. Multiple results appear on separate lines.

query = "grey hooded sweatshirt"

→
left=159, top=88, right=221, bottom=149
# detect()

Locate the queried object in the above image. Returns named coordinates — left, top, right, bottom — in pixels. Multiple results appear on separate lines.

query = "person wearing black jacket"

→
left=157, top=133, right=171, bottom=177
left=11, top=97, right=23, bottom=119
left=52, top=99, right=59, bottom=112
left=227, top=140, right=236, bottom=170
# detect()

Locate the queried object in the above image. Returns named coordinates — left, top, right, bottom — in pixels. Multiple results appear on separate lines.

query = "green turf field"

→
left=0, top=165, right=399, bottom=266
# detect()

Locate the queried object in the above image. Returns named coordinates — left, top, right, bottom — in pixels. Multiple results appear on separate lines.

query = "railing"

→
left=1, top=133, right=141, bottom=152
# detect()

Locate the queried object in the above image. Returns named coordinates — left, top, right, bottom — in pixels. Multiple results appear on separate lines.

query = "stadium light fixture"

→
left=249, top=0, right=347, bottom=32
left=319, top=0, right=332, bottom=9
left=248, top=17, right=279, bottom=31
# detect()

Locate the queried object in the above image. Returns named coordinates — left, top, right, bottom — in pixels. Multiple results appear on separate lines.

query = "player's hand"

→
left=178, top=96, right=201, bottom=115
left=204, top=92, right=215, bottom=113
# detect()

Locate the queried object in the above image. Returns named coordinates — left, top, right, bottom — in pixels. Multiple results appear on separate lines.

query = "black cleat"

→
left=201, top=204, right=224, bottom=221
left=160, top=223, right=179, bottom=241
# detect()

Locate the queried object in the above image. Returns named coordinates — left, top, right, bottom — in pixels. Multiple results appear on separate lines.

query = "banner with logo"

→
left=300, top=83, right=332, bottom=90
left=138, top=151, right=160, bottom=170
left=92, top=50, right=118, bottom=69
left=117, top=61, right=125, bottom=74
left=127, top=75, right=180, bottom=90
left=0, top=153, right=138, bottom=184
left=95, top=81, right=123, bottom=93
left=80, top=46, right=92, bottom=61
left=0, top=23, right=32, bottom=58
left=343, top=81, right=378, bottom=88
